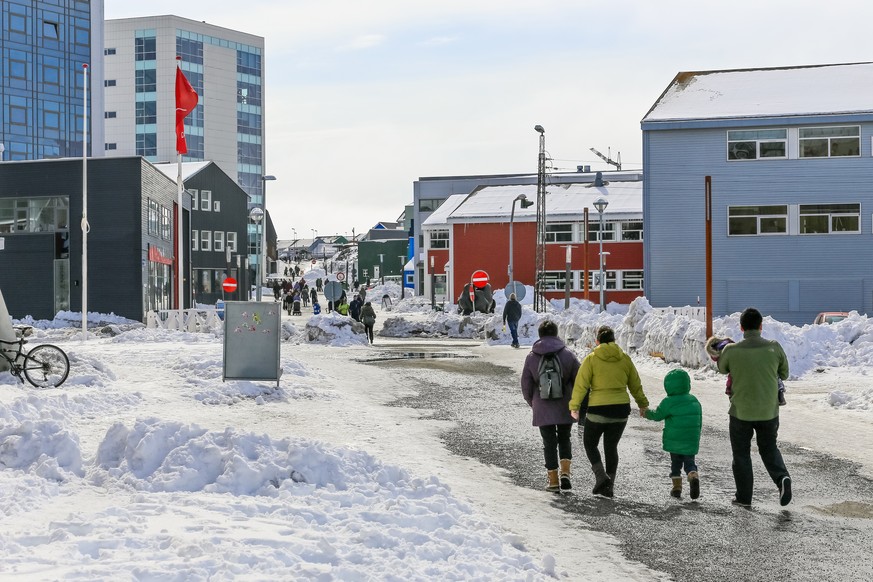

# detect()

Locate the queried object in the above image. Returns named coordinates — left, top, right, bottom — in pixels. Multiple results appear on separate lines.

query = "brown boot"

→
left=559, top=459, right=572, bottom=490
left=546, top=469, right=560, bottom=493
left=671, top=476, right=683, bottom=499
left=688, top=471, right=700, bottom=500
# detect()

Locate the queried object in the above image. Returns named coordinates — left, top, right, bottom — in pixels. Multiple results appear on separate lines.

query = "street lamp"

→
left=260, top=175, right=276, bottom=293
left=508, top=193, right=534, bottom=290
left=593, top=197, right=609, bottom=312
left=249, top=206, right=265, bottom=301
left=430, top=255, right=436, bottom=310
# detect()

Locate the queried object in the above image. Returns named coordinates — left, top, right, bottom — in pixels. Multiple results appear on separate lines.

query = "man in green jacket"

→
left=717, top=307, right=791, bottom=507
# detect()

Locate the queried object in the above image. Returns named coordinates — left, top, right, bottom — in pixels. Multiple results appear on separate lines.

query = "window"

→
left=0, top=197, right=68, bottom=234
left=104, top=79, right=116, bottom=87
left=135, top=101, right=156, bottom=124
left=10, top=60, right=26, bottom=80
left=419, top=199, right=443, bottom=212
left=727, top=129, right=787, bottom=160
left=135, top=37, right=157, bottom=61
left=543, top=271, right=569, bottom=291
left=135, top=69, right=157, bottom=93
left=10, top=13, right=26, bottom=33
left=200, top=190, right=212, bottom=211
left=192, top=230, right=199, bottom=251
left=429, top=229, right=449, bottom=249
left=622, top=271, right=644, bottom=290
left=160, top=206, right=172, bottom=240
left=587, top=221, right=615, bottom=242
left=728, top=205, right=788, bottom=236
left=105, top=111, right=117, bottom=119
left=545, top=223, right=573, bottom=243
left=104, top=48, right=116, bottom=55
left=147, top=200, right=160, bottom=236
left=588, top=270, right=617, bottom=290
left=10, top=105, right=27, bottom=125
left=214, top=231, right=225, bottom=251
left=42, top=21, right=59, bottom=39
left=227, top=231, right=238, bottom=252
left=105, top=143, right=117, bottom=151
left=201, top=230, right=212, bottom=251
left=213, top=201, right=221, bottom=212
left=620, top=221, right=643, bottom=241
left=799, top=126, right=860, bottom=158
left=799, top=204, right=860, bottom=234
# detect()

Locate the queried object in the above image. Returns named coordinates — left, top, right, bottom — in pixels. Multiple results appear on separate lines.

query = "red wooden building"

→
left=422, top=179, right=644, bottom=307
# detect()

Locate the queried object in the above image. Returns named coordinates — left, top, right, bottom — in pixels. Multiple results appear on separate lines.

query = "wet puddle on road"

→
left=810, top=501, right=873, bottom=519
left=356, top=352, right=477, bottom=363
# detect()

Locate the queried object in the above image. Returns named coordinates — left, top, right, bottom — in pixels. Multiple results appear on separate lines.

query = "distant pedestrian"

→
left=310, top=287, right=318, bottom=306
left=502, top=293, right=522, bottom=348
left=312, top=301, right=321, bottom=315
left=521, top=320, right=580, bottom=492
left=644, top=369, right=703, bottom=500
left=716, top=307, right=792, bottom=507
left=349, top=295, right=362, bottom=322
left=360, top=301, right=376, bottom=344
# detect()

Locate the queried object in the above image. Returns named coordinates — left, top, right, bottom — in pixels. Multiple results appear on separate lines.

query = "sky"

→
left=1, top=264, right=872, bottom=578
left=103, top=0, right=873, bottom=238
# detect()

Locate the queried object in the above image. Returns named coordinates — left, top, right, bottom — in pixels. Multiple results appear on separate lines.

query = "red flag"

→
left=175, top=66, right=198, bottom=154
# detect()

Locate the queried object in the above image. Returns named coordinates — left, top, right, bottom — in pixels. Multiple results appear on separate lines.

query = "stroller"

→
left=292, top=299, right=302, bottom=316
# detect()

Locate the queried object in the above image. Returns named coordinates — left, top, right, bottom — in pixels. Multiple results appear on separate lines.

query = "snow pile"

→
left=302, top=312, right=368, bottom=346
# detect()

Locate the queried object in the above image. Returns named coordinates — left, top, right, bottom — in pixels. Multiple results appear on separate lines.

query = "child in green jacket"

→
left=644, top=369, right=703, bottom=499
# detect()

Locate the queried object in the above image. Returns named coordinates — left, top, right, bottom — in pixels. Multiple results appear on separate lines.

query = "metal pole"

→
left=583, top=208, right=589, bottom=302
left=705, top=176, right=713, bottom=338
left=509, top=198, right=517, bottom=285
left=564, top=245, right=571, bottom=310
left=430, top=256, right=435, bottom=310
left=599, top=209, right=605, bottom=312
left=81, top=63, right=89, bottom=339
left=534, top=126, right=547, bottom=313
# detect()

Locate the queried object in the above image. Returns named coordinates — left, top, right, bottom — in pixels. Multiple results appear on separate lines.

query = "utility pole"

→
left=589, top=147, right=621, bottom=171
left=534, top=125, right=547, bottom=313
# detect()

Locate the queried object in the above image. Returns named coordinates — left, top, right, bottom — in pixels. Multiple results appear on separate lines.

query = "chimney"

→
left=594, top=171, right=605, bottom=187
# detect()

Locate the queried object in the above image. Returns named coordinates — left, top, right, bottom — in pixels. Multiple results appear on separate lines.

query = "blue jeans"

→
left=729, top=415, right=789, bottom=504
left=539, top=424, right=573, bottom=470
left=669, top=453, right=698, bottom=477
left=508, top=320, right=519, bottom=345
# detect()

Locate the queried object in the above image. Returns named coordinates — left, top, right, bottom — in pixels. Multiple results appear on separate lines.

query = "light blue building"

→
left=641, top=62, right=873, bottom=326
left=0, top=0, right=104, bottom=160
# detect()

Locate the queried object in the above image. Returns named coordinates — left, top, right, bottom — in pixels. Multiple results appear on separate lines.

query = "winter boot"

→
left=591, top=463, right=612, bottom=496
left=559, top=459, right=572, bottom=490
left=546, top=470, right=560, bottom=493
left=688, top=471, right=700, bottom=500
left=671, top=476, right=683, bottom=499
left=602, top=472, right=615, bottom=498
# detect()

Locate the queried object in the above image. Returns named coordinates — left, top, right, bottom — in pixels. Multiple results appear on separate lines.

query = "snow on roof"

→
left=421, top=194, right=467, bottom=228
left=153, top=161, right=213, bottom=183
left=643, top=62, right=873, bottom=123
left=441, top=181, right=642, bottom=223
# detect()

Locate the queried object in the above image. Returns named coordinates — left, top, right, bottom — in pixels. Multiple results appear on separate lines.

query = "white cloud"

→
left=335, top=34, right=386, bottom=52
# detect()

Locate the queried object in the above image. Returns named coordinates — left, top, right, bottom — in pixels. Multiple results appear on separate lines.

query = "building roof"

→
left=153, top=161, right=213, bottom=183
left=643, top=62, right=873, bottom=123
left=426, top=181, right=642, bottom=225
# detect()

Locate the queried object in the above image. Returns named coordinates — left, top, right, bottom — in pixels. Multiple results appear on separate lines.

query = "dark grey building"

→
left=0, top=156, right=191, bottom=321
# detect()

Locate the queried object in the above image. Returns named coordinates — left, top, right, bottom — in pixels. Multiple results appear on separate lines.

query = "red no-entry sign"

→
left=222, top=277, right=238, bottom=293
left=471, top=270, right=490, bottom=289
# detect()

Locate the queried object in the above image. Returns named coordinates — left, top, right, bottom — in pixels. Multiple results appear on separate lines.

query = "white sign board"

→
left=222, top=301, right=282, bottom=385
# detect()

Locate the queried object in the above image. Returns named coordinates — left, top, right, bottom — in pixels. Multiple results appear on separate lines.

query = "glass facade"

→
left=134, top=30, right=157, bottom=159
left=1, top=0, right=92, bottom=160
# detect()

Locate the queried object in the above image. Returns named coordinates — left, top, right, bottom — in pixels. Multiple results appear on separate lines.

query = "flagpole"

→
left=176, top=58, right=184, bottom=313
left=81, top=63, right=89, bottom=340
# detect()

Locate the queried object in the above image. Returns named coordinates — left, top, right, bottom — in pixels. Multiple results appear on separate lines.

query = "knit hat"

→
left=664, top=369, right=691, bottom=393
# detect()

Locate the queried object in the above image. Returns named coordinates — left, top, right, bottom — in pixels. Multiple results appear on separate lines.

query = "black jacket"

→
left=503, top=299, right=522, bottom=324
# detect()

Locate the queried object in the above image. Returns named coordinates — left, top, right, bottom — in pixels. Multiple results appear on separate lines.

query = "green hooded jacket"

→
left=717, top=329, right=789, bottom=422
left=644, top=369, right=702, bottom=456
left=569, top=342, right=649, bottom=411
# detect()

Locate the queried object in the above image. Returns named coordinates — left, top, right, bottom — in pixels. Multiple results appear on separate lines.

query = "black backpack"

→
left=537, top=351, right=564, bottom=400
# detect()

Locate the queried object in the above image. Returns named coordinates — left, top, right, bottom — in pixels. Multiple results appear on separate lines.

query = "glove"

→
left=502, top=325, right=506, bottom=332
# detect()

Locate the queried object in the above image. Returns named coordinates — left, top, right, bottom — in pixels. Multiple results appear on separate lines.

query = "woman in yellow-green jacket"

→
left=569, top=325, right=649, bottom=497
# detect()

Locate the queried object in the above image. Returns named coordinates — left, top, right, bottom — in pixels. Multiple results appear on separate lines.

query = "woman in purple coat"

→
left=521, top=320, right=581, bottom=492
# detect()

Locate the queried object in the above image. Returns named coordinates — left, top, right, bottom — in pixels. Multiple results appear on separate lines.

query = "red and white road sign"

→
left=471, top=270, right=490, bottom=289
left=336, top=272, right=345, bottom=281
left=311, top=259, right=317, bottom=265
left=222, top=277, right=238, bottom=293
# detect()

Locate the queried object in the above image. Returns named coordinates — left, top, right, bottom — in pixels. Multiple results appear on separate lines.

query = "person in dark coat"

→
left=310, top=287, right=318, bottom=306
left=502, top=293, right=523, bottom=348
left=360, top=301, right=376, bottom=344
left=349, top=295, right=362, bottom=322
left=521, top=320, right=581, bottom=492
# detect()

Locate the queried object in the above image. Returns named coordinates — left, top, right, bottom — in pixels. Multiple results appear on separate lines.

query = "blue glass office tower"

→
left=0, top=0, right=104, bottom=160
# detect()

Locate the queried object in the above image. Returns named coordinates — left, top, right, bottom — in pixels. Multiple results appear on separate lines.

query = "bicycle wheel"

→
left=23, top=344, right=70, bottom=388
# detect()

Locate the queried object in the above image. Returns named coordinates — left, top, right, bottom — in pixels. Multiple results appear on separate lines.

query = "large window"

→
left=160, top=206, right=172, bottom=240
left=588, top=270, right=617, bottom=290
left=135, top=36, right=156, bottom=61
left=727, top=129, right=787, bottom=160
left=587, top=221, right=615, bottom=242
left=799, top=126, right=860, bottom=158
left=545, top=223, right=573, bottom=243
left=200, top=230, right=212, bottom=251
left=419, top=199, right=443, bottom=212
left=214, top=231, right=225, bottom=251
left=542, top=271, right=569, bottom=291
left=136, top=101, right=157, bottom=124
left=728, top=205, right=788, bottom=236
left=147, top=200, right=160, bottom=236
left=621, top=271, right=644, bottom=290
left=799, top=204, right=860, bottom=234
left=135, top=69, right=157, bottom=93
left=0, top=197, right=69, bottom=234
left=429, top=229, right=449, bottom=249
left=227, top=231, right=238, bottom=252
left=620, top=221, right=643, bottom=241
left=200, top=190, right=212, bottom=211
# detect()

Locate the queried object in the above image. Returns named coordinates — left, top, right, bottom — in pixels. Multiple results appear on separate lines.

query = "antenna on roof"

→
left=589, top=147, right=621, bottom=171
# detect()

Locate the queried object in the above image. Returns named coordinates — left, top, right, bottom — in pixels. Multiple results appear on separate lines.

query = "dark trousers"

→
left=582, top=419, right=627, bottom=477
left=364, top=324, right=374, bottom=343
left=729, top=415, right=789, bottom=503
left=669, top=453, right=698, bottom=477
left=539, top=424, right=572, bottom=470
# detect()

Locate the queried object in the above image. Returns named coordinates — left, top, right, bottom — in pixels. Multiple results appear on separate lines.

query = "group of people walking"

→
left=521, top=307, right=792, bottom=508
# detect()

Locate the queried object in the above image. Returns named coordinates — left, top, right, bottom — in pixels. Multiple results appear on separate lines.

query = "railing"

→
left=145, top=308, right=224, bottom=333
left=652, top=306, right=707, bottom=322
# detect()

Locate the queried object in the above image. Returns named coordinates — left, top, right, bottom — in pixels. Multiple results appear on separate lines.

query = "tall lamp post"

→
left=533, top=124, right=547, bottom=312
left=260, top=175, right=276, bottom=289
left=593, top=197, right=609, bottom=312
left=249, top=206, right=265, bottom=301
left=508, top=193, right=534, bottom=290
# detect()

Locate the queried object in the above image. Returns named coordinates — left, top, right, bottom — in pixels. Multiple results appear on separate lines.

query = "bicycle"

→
left=0, top=325, right=70, bottom=388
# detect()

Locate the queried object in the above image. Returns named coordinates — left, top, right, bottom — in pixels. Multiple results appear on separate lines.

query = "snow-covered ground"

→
left=1, top=279, right=872, bottom=579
